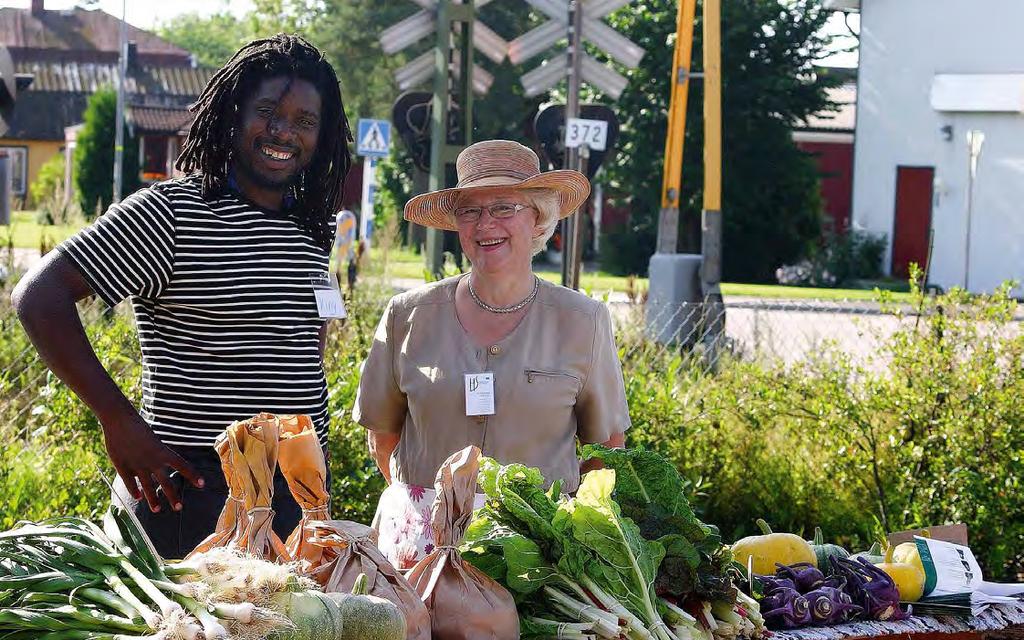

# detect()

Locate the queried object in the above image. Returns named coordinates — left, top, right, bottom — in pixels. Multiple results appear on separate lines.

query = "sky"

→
left=0, top=0, right=859, bottom=67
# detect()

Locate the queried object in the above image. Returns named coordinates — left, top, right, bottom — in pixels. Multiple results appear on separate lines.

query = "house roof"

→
left=5, top=61, right=213, bottom=140
left=0, top=6, right=192, bottom=66
left=798, top=83, right=857, bottom=132
left=126, top=105, right=194, bottom=135
left=16, top=60, right=213, bottom=95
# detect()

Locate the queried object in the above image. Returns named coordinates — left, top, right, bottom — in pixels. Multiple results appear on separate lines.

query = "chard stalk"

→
left=579, top=575, right=656, bottom=640
left=660, top=599, right=697, bottom=626
left=544, top=587, right=622, bottom=639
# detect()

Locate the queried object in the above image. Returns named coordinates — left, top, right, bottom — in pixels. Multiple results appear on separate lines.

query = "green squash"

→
left=807, top=527, right=850, bottom=574
left=850, top=541, right=885, bottom=564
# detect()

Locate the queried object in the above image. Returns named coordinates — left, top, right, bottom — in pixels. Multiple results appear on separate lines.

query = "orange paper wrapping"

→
left=187, top=432, right=245, bottom=557
left=278, top=414, right=331, bottom=569
left=306, top=520, right=431, bottom=640
left=225, top=413, right=289, bottom=561
left=406, top=446, right=519, bottom=640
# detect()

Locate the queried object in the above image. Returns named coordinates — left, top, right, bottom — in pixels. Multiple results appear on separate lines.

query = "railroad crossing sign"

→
left=512, top=0, right=643, bottom=99
left=356, top=119, right=392, bottom=157
left=381, top=0, right=508, bottom=95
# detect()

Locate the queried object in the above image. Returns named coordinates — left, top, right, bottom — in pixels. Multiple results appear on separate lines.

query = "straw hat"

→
left=404, top=140, right=591, bottom=231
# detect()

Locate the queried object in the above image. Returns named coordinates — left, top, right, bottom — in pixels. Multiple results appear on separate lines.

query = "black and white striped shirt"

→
left=59, top=177, right=330, bottom=449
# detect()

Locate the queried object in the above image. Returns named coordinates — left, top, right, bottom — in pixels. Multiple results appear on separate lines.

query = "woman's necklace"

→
left=468, top=275, right=540, bottom=314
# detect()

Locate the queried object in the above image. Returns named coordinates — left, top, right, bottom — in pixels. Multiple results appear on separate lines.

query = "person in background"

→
left=334, top=207, right=357, bottom=290
left=353, top=140, right=630, bottom=569
left=11, top=35, right=352, bottom=558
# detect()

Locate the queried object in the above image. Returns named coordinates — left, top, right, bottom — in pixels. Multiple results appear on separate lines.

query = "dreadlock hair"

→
left=176, top=34, right=352, bottom=251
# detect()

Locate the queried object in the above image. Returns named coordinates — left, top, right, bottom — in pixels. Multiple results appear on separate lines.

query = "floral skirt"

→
left=372, top=481, right=487, bottom=571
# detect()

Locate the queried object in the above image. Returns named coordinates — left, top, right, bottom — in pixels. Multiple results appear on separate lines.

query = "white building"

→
left=833, top=0, right=1024, bottom=293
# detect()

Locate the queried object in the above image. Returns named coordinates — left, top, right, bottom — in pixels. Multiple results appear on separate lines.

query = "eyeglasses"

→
left=453, top=202, right=533, bottom=224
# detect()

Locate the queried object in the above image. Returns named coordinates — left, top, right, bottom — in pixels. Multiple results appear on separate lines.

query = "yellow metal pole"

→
left=661, top=0, right=697, bottom=211
left=656, top=0, right=698, bottom=254
left=701, top=0, right=725, bottom=361
left=703, top=0, right=722, bottom=213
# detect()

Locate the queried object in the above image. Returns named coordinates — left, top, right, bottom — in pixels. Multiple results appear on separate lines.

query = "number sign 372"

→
left=564, top=117, right=609, bottom=151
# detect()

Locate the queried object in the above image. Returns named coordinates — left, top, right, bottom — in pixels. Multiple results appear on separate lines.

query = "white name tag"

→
left=465, top=372, right=495, bottom=416
left=310, top=272, right=347, bottom=319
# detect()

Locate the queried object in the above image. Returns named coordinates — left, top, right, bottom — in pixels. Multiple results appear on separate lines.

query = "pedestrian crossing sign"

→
left=357, top=119, right=391, bottom=157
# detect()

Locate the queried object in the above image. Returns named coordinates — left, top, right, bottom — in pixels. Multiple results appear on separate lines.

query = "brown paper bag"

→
left=406, top=446, right=519, bottom=640
left=225, top=413, right=289, bottom=561
left=187, top=432, right=245, bottom=557
left=278, top=414, right=330, bottom=570
left=306, top=520, right=431, bottom=640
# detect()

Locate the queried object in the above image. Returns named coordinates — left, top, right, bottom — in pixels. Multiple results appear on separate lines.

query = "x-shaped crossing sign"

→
left=381, top=0, right=509, bottom=95
left=512, top=0, right=643, bottom=99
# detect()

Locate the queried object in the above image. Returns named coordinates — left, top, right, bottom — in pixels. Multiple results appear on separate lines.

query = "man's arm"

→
left=12, top=251, right=203, bottom=512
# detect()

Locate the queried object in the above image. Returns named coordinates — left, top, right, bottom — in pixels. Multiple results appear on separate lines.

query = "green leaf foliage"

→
left=561, top=469, right=665, bottom=624
left=73, top=88, right=141, bottom=217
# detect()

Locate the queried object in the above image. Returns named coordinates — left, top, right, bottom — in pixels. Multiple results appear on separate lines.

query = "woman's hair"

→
left=522, top=188, right=562, bottom=256
left=176, top=34, right=352, bottom=251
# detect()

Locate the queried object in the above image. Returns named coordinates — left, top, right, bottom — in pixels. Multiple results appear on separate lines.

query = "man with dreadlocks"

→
left=12, top=34, right=352, bottom=557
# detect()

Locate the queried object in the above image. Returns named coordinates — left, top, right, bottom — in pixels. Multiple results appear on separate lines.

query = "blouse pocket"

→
left=524, top=368, right=580, bottom=384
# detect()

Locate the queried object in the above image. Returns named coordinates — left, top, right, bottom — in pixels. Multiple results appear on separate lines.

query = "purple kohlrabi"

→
left=829, top=557, right=909, bottom=621
left=760, top=587, right=813, bottom=629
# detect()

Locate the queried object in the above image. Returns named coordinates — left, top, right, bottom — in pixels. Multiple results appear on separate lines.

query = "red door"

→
left=891, top=166, right=934, bottom=278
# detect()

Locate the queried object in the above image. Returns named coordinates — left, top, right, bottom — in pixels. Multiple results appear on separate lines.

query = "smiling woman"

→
left=352, top=140, right=631, bottom=570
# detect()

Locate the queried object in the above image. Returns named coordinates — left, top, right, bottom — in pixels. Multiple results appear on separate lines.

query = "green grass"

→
left=368, top=247, right=913, bottom=302
left=1, top=211, right=82, bottom=250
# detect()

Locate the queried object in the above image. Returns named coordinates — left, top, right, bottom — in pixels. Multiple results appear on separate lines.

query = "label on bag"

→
left=465, top=372, right=495, bottom=416
left=310, top=272, right=346, bottom=319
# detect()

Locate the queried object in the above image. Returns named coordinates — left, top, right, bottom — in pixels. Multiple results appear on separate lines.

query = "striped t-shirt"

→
left=58, top=176, right=331, bottom=448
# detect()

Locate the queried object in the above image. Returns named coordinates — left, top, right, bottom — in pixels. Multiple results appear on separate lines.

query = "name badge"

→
left=465, top=372, right=495, bottom=416
left=310, top=272, right=347, bottom=319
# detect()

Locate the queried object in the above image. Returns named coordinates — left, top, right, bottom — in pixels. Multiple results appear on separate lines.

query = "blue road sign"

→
left=357, top=119, right=391, bottom=157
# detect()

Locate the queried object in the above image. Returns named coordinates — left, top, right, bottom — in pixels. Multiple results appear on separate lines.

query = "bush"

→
left=624, top=275, right=1024, bottom=580
left=73, top=87, right=141, bottom=216
left=28, top=153, right=65, bottom=212
left=776, top=229, right=887, bottom=287
left=1, top=269, right=1021, bottom=581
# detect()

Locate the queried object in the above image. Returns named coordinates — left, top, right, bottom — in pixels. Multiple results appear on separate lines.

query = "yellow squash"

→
left=875, top=544, right=926, bottom=602
left=731, top=519, right=817, bottom=576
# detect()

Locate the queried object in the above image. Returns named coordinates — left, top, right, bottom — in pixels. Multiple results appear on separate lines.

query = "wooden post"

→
left=426, top=0, right=475, bottom=278
left=561, top=0, right=584, bottom=289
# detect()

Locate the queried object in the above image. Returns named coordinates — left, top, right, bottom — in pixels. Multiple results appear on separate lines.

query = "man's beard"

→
left=233, top=152, right=300, bottom=191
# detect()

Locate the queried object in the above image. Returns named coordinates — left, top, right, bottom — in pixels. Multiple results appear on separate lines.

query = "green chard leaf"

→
left=562, top=469, right=666, bottom=628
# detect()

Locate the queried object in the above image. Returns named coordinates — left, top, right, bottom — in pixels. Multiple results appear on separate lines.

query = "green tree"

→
left=74, top=87, right=140, bottom=216
left=601, top=0, right=840, bottom=281
left=157, top=12, right=257, bottom=68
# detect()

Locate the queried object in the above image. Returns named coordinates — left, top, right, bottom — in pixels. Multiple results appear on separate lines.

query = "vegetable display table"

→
left=771, top=604, right=1024, bottom=640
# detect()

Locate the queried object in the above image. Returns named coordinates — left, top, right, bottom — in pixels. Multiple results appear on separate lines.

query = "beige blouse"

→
left=353, top=274, right=630, bottom=493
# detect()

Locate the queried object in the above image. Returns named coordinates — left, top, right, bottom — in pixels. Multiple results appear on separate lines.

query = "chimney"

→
left=31, top=0, right=44, bottom=17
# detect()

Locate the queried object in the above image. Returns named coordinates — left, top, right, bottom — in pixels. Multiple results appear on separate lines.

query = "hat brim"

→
left=403, top=170, right=592, bottom=231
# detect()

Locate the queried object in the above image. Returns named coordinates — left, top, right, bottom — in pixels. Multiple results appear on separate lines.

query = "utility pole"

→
left=425, top=0, right=475, bottom=277
left=701, top=0, right=725, bottom=358
left=112, top=0, right=127, bottom=204
left=646, top=0, right=702, bottom=346
left=560, top=0, right=584, bottom=288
